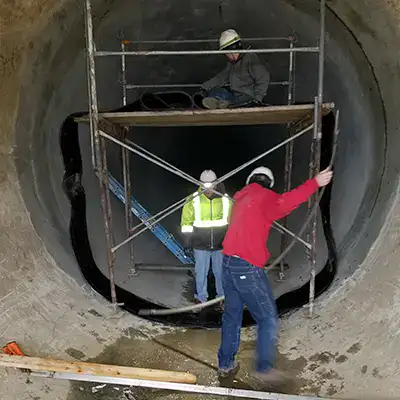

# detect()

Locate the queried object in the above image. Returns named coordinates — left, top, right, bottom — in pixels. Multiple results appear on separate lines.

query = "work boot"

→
left=192, top=298, right=204, bottom=313
left=253, top=368, right=291, bottom=388
left=202, top=97, right=230, bottom=109
left=215, top=301, right=224, bottom=313
left=218, top=360, right=240, bottom=379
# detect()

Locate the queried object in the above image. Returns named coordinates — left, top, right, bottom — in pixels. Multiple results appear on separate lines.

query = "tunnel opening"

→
left=60, top=103, right=337, bottom=327
left=13, top=0, right=388, bottom=328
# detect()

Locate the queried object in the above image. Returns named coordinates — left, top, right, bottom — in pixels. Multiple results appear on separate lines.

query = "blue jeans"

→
left=207, top=87, right=254, bottom=108
left=193, top=249, right=224, bottom=303
left=218, top=255, right=278, bottom=372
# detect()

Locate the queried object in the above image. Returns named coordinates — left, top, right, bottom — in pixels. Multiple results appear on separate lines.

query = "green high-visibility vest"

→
left=181, top=191, right=231, bottom=233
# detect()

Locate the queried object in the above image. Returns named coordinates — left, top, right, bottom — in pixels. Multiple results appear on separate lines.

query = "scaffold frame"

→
left=83, top=0, right=331, bottom=319
left=119, top=33, right=295, bottom=283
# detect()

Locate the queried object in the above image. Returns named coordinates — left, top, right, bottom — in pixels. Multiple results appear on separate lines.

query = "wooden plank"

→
left=98, top=117, right=125, bottom=139
left=75, top=103, right=335, bottom=127
left=292, top=105, right=331, bottom=133
left=0, top=355, right=197, bottom=384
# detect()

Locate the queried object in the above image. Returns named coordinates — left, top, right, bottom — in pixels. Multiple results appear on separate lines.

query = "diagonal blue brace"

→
left=108, top=173, right=194, bottom=264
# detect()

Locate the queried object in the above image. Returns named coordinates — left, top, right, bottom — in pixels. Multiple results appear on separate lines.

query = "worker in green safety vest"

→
left=181, top=170, right=233, bottom=307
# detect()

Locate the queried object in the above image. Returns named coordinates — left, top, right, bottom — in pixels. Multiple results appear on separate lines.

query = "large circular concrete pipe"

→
left=13, top=0, right=396, bottom=327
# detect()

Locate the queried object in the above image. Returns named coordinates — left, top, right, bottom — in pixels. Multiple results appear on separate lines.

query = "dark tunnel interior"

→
left=14, top=0, right=387, bottom=327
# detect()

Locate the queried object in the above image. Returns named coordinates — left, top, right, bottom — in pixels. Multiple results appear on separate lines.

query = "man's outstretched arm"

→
left=274, top=168, right=333, bottom=220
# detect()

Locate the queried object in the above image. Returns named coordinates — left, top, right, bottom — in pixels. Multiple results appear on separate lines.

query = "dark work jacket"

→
left=202, top=52, right=270, bottom=103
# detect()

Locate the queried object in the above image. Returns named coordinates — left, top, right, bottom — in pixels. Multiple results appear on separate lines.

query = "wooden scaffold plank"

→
left=76, top=103, right=335, bottom=127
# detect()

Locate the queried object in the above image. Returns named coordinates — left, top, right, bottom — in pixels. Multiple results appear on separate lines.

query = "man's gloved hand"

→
left=182, top=237, right=193, bottom=257
left=200, top=88, right=208, bottom=97
left=184, top=248, right=193, bottom=257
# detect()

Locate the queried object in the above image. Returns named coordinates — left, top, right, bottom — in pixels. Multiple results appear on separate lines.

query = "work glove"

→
left=200, top=88, right=208, bottom=97
left=184, top=248, right=193, bottom=258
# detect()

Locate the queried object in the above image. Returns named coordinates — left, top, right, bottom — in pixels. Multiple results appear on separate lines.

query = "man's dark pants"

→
left=218, top=255, right=278, bottom=372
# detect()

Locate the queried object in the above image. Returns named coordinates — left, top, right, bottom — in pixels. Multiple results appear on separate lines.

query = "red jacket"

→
left=222, top=179, right=319, bottom=267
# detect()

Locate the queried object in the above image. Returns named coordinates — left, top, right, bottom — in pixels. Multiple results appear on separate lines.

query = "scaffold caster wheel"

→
left=276, top=272, right=285, bottom=282
left=128, top=267, right=139, bottom=277
left=302, top=303, right=318, bottom=319
left=105, top=302, right=125, bottom=315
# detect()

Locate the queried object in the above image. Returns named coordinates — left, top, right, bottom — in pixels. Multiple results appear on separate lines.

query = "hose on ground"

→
left=139, top=111, right=340, bottom=317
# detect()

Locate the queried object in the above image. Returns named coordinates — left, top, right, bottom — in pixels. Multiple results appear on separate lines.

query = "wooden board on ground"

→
left=0, top=355, right=197, bottom=384
left=75, top=103, right=335, bottom=127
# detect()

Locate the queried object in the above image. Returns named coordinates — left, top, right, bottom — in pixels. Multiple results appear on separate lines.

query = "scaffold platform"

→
left=75, top=103, right=335, bottom=127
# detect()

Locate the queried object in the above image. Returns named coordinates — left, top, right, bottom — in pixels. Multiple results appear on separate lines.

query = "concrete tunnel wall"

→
left=13, top=0, right=390, bottom=311
left=1, top=0, right=400, bottom=396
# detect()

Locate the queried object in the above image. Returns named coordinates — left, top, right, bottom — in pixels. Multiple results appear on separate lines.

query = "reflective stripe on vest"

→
left=192, top=192, right=230, bottom=228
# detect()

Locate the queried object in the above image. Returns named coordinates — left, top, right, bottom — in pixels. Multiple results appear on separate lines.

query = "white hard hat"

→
left=219, top=29, right=241, bottom=50
left=200, top=169, right=217, bottom=188
left=246, top=167, right=275, bottom=188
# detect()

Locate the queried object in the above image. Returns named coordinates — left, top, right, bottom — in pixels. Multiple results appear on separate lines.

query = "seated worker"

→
left=180, top=170, right=233, bottom=309
left=201, top=29, right=270, bottom=109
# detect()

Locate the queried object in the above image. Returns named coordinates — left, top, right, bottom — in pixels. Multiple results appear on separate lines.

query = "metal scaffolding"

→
left=83, top=0, right=332, bottom=317
left=119, top=34, right=297, bottom=284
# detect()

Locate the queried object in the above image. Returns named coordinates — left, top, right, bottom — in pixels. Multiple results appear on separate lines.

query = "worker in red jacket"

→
left=217, top=166, right=333, bottom=386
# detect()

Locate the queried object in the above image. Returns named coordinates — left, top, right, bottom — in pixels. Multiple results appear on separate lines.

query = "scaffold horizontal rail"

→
left=95, top=46, right=319, bottom=57
left=121, top=36, right=295, bottom=45
left=125, top=81, right=290, bottom=89
left=75, top=103, right=335, bottom=127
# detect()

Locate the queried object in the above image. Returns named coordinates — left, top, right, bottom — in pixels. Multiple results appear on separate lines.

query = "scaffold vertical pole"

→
left=84, top=11, right=96, bottom=171
left=84, top=0, right=118, bottom=307
left=121, top=40, right=127, bottom=106
left=307, top=97, right=318, bottom=317
left=120, top=39, right=136, bottom=274
left=287, top=38, right=295, bottom=106
left=279, top=38, right=296, bottom=281
left=308, top=0, right=326, bottom=317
